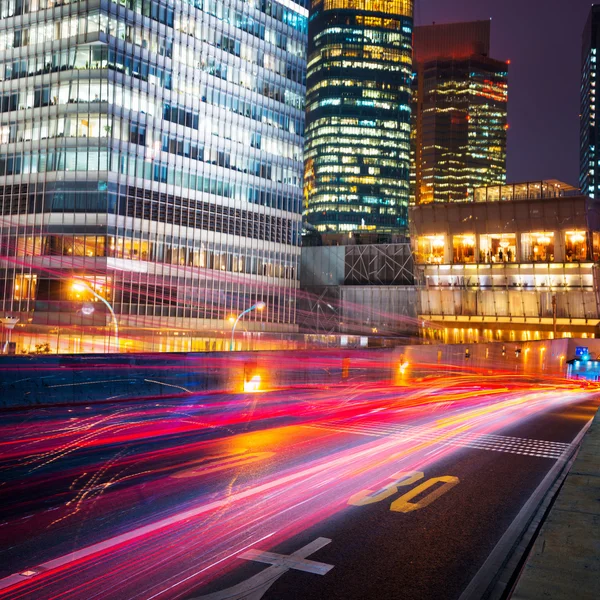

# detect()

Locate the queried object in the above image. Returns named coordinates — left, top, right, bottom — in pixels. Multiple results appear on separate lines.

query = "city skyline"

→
left=416, top=0, right=596, bottom=187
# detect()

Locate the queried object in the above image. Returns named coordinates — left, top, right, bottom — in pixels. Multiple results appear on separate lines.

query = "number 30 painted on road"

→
left=347, top=471, right=459, bottom=513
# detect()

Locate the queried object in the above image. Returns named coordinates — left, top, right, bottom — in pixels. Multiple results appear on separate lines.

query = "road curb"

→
left=458, top=416, right=593, bottom=600
left=509, top=407, right=600, bottom=600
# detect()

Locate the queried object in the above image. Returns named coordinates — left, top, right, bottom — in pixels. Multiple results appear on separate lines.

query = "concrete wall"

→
left=0, top=350, right=394, bottom=408
left=0, top=339, right=591, bottom=409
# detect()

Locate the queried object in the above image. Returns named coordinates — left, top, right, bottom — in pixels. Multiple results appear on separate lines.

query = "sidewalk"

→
left=511, top=408, right=600, bottom=599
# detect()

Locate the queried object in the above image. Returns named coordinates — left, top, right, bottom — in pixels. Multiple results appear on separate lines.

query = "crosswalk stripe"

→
left=305, top=421, right=569, bottom=459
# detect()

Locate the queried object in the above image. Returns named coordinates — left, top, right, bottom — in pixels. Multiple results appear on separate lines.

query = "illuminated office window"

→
left=13, top=274, right=37, bottom=301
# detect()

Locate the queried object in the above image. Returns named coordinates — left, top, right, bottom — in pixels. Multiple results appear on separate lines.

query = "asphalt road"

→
left=0, top=376, right=597, bottom=600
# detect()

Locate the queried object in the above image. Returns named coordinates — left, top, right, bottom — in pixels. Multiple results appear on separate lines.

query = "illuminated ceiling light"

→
left=569, top=232, right=585, bottom=244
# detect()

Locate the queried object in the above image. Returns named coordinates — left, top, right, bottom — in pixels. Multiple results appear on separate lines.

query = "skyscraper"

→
left=0, top=0, right=307, bottom=353
left=411, top=20, right=508, bottom=205
left=303, top=0, right=414, bottom=239
left=580, top=5, right=600, bottom=198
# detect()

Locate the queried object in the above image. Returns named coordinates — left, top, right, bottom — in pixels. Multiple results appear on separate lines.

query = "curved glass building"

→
left=304, top=0, right=413, bottom=238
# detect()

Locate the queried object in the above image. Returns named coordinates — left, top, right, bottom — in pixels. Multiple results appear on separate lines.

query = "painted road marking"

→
left=307, top=422, right=570, bottom=459
left=0, top=433, right=409, bottom=592
left=191, top=538, right=333, bottom=600
left=390, top=475, right=460, bottom=513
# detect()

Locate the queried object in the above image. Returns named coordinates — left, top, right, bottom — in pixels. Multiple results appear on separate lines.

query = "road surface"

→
left=0, top=375, right=597, bottom=599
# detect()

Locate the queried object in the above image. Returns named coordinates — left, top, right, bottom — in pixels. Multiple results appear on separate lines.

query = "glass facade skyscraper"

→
left=411, top=21, right=508, bottom=205
left=303, top=0, right=413, bottom=237
left=0, top=0, right=307, bottom=352
left=580, top=5, right=600, bottom=198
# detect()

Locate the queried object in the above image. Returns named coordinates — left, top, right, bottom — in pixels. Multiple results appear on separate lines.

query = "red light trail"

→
left=0, top=375, right=596, bottom=599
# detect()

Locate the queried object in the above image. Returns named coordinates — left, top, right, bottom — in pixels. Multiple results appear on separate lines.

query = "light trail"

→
left=0, top=376, right=596, bottom=600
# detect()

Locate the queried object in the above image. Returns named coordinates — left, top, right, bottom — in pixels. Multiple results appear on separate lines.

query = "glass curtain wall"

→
left=304, top=0, right=413, bottom=235
left=0, top=0, right=307, bottom=344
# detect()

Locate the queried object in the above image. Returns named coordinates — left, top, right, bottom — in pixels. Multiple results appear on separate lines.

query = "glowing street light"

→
left=72, top=280, right=119, bottom=352
left=1, top=316, right=19, bottom=354
left=230, top=301, right=266, bottom=351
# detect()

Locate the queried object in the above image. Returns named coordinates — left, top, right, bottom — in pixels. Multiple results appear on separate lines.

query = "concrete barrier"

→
left=511, top=407, right=600, bottom=600
left=0, top=349, right=394, bottom=408
left=0, top=338, right=592, bottom=409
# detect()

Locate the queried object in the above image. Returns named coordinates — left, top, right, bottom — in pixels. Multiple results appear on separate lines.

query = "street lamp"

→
left=1, top=316, right=19, bottom=354
left=230, top=301, right=266, bottom=351
left=72, top=280, right=119, bottom=352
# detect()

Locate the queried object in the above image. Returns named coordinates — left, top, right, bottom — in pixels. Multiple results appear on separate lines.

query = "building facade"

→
left=0, top=0, right=307, bottom=353
left=411, top=181, right=600, bottom=343
left=580, top=4, right=600, bottom=198
left=303, top=0, right=413, bottom=237
left=411, top=20, right=508, bottom=205
left=299, top=241, right=417, bottom=338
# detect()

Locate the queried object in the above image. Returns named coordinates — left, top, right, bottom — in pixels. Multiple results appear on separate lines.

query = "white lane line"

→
left=191, top=538, right=333, bottom=600
left=0, top=432, right=409, bottom=592
left=143, top=379, right=192, bottom=393
left=239, top=548, right=333, bottom=575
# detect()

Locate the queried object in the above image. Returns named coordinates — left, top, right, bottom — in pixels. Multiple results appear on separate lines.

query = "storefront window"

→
left=416, top=235, right=445, bottom=264
left=565, top=231, right=588, bottom=261
left=479, top=234, right=516, bottom=263
left=453, top=235, right=476, bottom=264
left=521, top=232, right=555, bottom=262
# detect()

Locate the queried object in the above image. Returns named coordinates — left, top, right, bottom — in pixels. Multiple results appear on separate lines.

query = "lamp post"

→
left=72, top=281, right=119, bottom=352
left=230, top=301, right=266, bottom=351
left=1, top=317, right=19, bottom=354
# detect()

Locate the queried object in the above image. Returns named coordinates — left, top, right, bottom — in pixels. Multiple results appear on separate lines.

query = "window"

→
left=593, top=232, right=600, bottom=261
left=13, top=274, right=37, bottom=300
left=565, top=231, right=589, bottom=261
left=521, top=232, right=555, bottom=262
left=416, top=235, right=445, bottom=264
left=479, top=234, right=516, bottom=263
left=453, top=235, right=476, bottom=264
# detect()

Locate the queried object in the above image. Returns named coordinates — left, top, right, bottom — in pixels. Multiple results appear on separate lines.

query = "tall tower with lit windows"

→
left=303, top=0, right=414, bottom=241
left=411, top=20, right=508, bottom=204
left=580, top=5, right=600, bottom=198
left=0, top=0, right=307, bottom=352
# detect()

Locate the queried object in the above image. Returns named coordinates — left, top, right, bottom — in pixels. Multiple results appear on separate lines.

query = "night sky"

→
left=415, top=0, right=594, bottom=187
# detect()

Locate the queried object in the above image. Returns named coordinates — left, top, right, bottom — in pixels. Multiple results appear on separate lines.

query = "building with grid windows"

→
left=303, top=0, right=413, bottom=239
left=580, top=4, right=600, bottom=198
left=0, top=0, right=307, bottom=353
left=411, top=20, right=508, bottom=205
left=411, top=180, right=600, bottom=343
